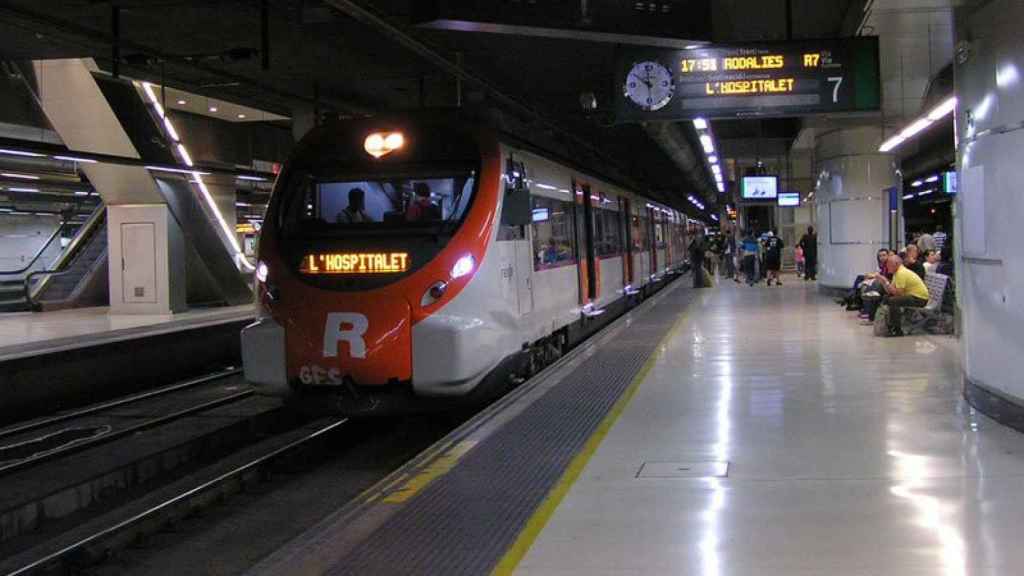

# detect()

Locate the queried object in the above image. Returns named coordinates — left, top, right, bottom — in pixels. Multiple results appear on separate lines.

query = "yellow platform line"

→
left=491, top=302, right=694, bottom=576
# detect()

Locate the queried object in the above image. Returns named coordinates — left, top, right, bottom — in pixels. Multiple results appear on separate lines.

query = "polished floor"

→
left=0, top=304, right=254, bottom=361
left=517, top=276, right=1024, bottom=576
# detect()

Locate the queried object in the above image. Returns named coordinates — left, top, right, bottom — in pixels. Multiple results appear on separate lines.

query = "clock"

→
left=624, top=61, right=674, bottom=111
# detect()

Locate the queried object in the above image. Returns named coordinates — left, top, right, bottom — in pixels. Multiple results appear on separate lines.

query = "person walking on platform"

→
left=763, top=230, right=784, bottom=286
left=798, top=226, right=818, bottom=281
left=740, top=230, right=760, bottom=286
left=876, top=254, right=929, bottom=337
left=688, top=231, right=707, bottom=289
left=723, top=228, right=738, bottom=282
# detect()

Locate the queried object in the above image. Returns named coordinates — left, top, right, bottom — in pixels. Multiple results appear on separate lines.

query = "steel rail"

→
left=3, top=417, right=347, bottom=576
left=0, top=384, right=252, bottom=477
left=0, top=367, right=241, bottom=442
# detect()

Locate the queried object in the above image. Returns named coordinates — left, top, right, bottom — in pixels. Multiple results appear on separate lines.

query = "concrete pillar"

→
left=955, top=0, right=1024, bottom=405
left=813, top=126, right=898, bottom=289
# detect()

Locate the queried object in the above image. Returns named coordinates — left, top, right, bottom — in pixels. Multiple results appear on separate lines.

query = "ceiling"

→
left=0, top=0, right=870, bottom=215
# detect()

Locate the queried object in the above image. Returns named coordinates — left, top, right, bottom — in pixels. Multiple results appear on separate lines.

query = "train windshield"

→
left=280, top=170, right=476, bottom=235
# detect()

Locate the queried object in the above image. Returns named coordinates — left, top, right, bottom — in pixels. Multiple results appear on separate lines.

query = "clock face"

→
left=624, top=61, right=674, bottom=111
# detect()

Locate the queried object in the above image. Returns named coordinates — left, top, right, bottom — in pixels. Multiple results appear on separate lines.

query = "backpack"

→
left=873, top=305, right=891, bottom=337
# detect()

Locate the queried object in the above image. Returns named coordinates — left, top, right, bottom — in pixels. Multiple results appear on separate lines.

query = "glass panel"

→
left=531, top=196, right=576, bottom=270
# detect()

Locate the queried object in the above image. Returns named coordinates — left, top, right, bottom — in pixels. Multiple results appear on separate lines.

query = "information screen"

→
left=742, top=176, right=778, bottom=200
left=300, top=252, right=410, bottom=275
left=777, top=192, right=800, bottom=207
left=615, top=37, right=880, bottom=121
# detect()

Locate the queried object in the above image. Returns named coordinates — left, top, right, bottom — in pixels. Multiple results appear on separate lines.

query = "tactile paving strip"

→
left=328, top=286, right=695, bottom=575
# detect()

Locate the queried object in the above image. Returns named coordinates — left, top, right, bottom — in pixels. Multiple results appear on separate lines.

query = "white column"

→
left=956, top=0, right=1024, bottom=401
left=813, top=126, right=898, bottom=289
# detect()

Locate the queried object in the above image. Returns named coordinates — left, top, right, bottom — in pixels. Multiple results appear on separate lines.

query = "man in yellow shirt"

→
left=876, top=254, right=930, bottom=336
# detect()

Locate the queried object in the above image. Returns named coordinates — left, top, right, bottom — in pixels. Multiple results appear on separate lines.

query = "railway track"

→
left=0, top=368, right=313, bottom=575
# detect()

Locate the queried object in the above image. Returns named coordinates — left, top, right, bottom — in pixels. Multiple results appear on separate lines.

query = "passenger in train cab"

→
left=876, top=254, right=930, bottom=337
left=797, top=225, right=817, bottom=281
left=335, top=187, right=370, bottom=224
left=406, top=182, right=442, bottom=222
left=903, top=244, right=926, bottom=279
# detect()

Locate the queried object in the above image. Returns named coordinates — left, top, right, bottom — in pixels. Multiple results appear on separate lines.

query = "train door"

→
left=647, top=206, right=658, bottom=276
left=572, top=179, right=597, bottom=306
left=503, top=156, right=534, bottom=317
left=621, top=197, right=634, bottom=287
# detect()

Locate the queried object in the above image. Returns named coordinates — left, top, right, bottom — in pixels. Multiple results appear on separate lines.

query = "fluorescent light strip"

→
left=145, top=166, right=211, bottom=175
left=1, top=173, right=39, bottom=180
left=0, top=148, right=45, bottom=157
left=8, top=187, right=40, bottom=193
left=139, top=81, right=253, bottom=270
left=879, top=96, right=956, bottom=153
left=903, top=194, right=914, bottom=200
left=53, top=155, right=98, bottom=164
left=236, top=175, right=267, bottom=182
left=699, top=134, right=715, bottom=154
left=693, top=118, right=708, bottom=130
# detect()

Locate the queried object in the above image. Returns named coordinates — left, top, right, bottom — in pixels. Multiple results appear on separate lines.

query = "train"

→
left=241, top=113, right=699, bottom=414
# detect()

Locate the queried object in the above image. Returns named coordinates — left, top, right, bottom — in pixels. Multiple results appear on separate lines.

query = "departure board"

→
left=615, top=37, right=880, bottom=122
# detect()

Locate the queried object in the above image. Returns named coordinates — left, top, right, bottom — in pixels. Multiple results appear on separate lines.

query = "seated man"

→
left=875, top=254, right=930, bottom=337
left=335, top=187, right=370, bottom=223
left=406, top=182, right=442, bottom=222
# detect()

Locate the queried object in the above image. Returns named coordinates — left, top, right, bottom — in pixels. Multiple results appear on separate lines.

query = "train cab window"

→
left=531, top=196, right=576, bottom=270
left=594, top=208, right=622, bottom=258
left=281, top=171, right=476, bottom=235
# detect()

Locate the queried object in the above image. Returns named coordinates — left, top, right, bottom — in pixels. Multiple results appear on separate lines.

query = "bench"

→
left=902, top=272, right=951, bottom=334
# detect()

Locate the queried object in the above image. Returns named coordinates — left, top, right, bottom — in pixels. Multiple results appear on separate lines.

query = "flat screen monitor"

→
left=741, top=176, right=778, bottom=200
left=943, top=171, right=958, bottom=194
left=777, top=192, right=800, bottom=207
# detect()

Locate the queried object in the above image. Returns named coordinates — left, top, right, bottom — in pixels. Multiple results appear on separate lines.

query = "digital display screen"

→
left=742, top=176, right=778, bottom=200
left=777, top=192, right=800, bottom=207
left=615, top=37, right=880, bottom=121
left=300, top=252, right=410, bottom=274
left=943, top=171, right=958, bottom=195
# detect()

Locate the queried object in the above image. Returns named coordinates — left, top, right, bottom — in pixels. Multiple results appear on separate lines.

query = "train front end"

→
left=241, top=117, right=502, bottom=413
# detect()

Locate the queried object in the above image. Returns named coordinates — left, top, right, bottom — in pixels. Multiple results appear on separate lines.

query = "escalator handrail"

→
left=28, top=205, right=106, bottom=304
left=0, top=219, right=73, bottom=276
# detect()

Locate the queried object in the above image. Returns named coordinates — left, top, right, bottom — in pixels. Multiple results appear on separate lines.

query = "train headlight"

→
left=451, top=255, right=474, bottom=279
left=255, top=260, right=269, bottom=284
left=364, top=131, right=405, bottom=158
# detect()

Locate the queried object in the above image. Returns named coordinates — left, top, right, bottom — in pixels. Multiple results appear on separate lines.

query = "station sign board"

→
left=615, top=37, right=880, bottom=122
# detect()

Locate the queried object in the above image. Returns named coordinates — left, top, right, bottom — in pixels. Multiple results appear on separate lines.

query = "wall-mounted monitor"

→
left=777, top=192, right=800, bottom=207
left=741, top=176, right=778, bottom=200
left=943, top=171, right=958, bottom=194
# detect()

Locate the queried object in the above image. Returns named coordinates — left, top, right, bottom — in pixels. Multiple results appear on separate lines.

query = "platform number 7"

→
left=828, top=76, right=843, bottom=103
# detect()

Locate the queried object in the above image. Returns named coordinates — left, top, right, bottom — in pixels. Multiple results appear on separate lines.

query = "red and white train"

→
left=242, top=114, right=697, bottom=413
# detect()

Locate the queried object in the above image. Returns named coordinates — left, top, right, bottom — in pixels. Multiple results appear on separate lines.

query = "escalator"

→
left=0, top=207, right=109, bottom=312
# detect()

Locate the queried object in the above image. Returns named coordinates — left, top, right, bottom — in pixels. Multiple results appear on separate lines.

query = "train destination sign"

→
left=615, top=37, right=880, bottom=121
left=300, top=252, right=410, bottom=275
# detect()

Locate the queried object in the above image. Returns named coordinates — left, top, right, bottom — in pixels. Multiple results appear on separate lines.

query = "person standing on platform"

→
left=798, top=226, right=818, bottom=281
left=763, top=230, right=784, bottom=286
left=795, top=244, right=805, bottom=279
left=723, top=227, right=738, bottom=282
left=933, top=224, right=948, bottom=252
left=741, top=230, right=760, bottom=286
left=688, top=230, right=706, bottom=288
left=917, top=229, right=937, bottom=255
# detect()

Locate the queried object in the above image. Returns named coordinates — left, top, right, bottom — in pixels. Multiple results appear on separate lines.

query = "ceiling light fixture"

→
left=879, top=96, right=956, bottom=153
left=177, top=99, right=187, bottom=105
left=1, top=173, right=40, bottom=180
left=209, top=106, right=219, bottom=112
left=52, top=155, right=98, bottom=164
left=0, top=149, right=44, bottom=157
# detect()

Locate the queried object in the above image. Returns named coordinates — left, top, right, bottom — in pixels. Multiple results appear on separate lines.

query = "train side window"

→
left=594, top=208, right=622, bottom=257
left=632, top=214, right=649, bottom=251
left=531, top=196, right=576, bottom=270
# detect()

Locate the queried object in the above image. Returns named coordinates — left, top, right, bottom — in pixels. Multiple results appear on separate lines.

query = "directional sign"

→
left=615, top=37, right=880, bottom=122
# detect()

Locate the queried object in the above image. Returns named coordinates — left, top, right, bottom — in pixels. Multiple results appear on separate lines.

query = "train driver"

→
left=336, top=187, right=370, bottom=224
left=406, top=182, right=442, bottom=222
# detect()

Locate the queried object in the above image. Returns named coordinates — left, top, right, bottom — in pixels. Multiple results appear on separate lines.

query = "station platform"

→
left=0, top=304, right=254, bottom=362
left=0, top=304, right=255, bottom=424
left=250, top=277, right=1023, bottom=576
